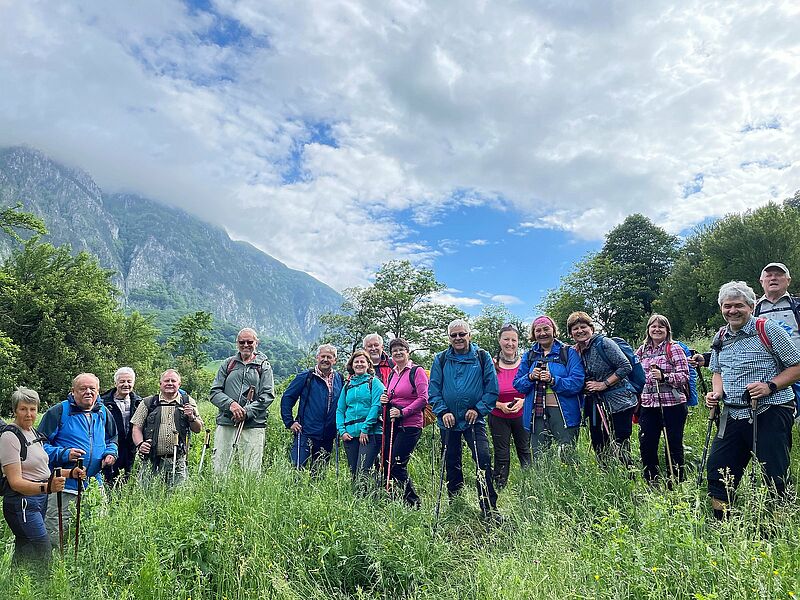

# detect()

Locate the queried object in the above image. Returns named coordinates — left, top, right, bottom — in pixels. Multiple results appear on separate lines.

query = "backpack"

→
left=436, top=348, right=491, bottom=379
left=225, top=356, right=268, bottom=378
left=525, top=343, right=570, bottom=369
left=343, top=375, right=374, bottom=396
left=754, top=295, right=800, bottom=330
left=594, top=335, right=646, bottom=394
left=386, top=366, right=422, bottom=397
left=0, top=425, right=48, bottom=496
left=141, top=392, right=191, bottom=457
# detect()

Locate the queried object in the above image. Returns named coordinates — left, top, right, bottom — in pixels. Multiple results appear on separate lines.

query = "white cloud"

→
left=490, top=294, right=524, bottom=305
left=469, top=239, right=490, bottom=246
left=1, top=1, right=798, bottom=288
left=430, top=291, right=482, bottom=307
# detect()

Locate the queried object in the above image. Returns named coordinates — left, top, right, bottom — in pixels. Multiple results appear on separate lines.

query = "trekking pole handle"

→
left=708, top=405, right=716, bottom=421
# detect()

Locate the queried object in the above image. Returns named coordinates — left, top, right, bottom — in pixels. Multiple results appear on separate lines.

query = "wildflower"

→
left=594, top=575, right=600, bottom=581
left=773, top=570, right=779, bottom=576
left=651, top=567, right=658, bottom=573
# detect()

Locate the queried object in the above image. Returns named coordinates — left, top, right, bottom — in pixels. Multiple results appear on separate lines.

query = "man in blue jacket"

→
left=430, top=319, right=500, bottom=520
left=281, top=344, right=344, bottom=469
left=38, top=372, right=118, bottom=547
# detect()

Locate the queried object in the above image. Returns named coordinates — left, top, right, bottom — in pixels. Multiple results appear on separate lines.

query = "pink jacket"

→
left=385, top=362, right=429, bottom=428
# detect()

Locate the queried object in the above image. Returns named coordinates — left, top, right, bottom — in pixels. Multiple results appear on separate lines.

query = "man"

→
left=39, top=373, right=117, bottom=547
left=429, top=319, right=500, bottom=520
left=131, top=369, right=202, bottom=486
left=755, top=262, right=800, bottom=349
left=281, top=344, right=344, bottom=469
left=209, top=328, right=274, bottom=473
left=100, top=367, right=142, bottom=487
left=364, top=333, right=393, bottom=386
left=705, top=281, right=800, bottom=519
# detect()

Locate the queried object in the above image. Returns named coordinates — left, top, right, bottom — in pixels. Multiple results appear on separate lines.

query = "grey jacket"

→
left=209, top=351, right=275, bottom=428
left=581, top=335, right=638, bottom=413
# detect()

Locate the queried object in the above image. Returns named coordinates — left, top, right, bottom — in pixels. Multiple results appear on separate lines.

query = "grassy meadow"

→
left=2, top=399, right=800, bottom=599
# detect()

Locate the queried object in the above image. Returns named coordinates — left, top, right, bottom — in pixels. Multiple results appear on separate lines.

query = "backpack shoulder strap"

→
left=755, top=317, right=772, bottom=349
left=710, top=327, right=727, bottom=352
left=0, top=424, right=30, bottom=462
left=558, top=343, right=569, bottom=366
left=478, top=349, right=490, bottom=378
left=408, top=365, right=420, bottom=396
left=594, top=335, right=612, bottom=368
left=225, top=357, right=236, bottom=376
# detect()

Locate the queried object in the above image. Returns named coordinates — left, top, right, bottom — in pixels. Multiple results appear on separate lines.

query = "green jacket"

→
left=335, top=374, right=384, bottom=437
left=209, top=352, right=274, bottom=428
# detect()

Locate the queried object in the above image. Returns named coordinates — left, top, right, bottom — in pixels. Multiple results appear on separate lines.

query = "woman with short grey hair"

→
left=1, top=387, right=71, bottom=564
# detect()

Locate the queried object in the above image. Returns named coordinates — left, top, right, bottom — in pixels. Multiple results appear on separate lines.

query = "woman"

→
left=0, top=387, right=74, bottom=565
left=381, top=338, right=429, bottom=507
left=488, top=324, right=530, bottom=488
left=514, top=316, right=584, bottom=462
left=635, top=314, right=690, bottom=484
left=336, top=349, right=384, bottom=487
left=567, top=311, right=638, bottom=467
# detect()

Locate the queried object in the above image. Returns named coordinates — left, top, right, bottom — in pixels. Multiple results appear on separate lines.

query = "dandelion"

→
left=594, top=575, right=600, bottom=581
left=652, top=567, right=658, bottom=573
left=773, top=570, right=779, bottom=576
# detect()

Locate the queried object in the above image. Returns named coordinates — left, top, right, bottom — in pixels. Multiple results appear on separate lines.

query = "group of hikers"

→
left=3, top=261, right=800, bottom=566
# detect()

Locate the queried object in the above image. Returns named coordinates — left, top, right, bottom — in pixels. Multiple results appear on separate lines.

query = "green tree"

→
left=0, top=202, right=47, bottom=241
left=168, top=311, right=213, bottom=370
left=471, top=304, right=527, bottom=357
left=318, top=286, right=378, bottom=354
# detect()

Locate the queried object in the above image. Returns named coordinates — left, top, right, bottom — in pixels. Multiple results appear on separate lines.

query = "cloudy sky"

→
left=1, top=1, right=798, bottom=317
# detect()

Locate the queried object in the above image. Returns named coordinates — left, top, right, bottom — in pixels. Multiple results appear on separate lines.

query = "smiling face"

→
left=721, top=298, right=753, bottom=331
left=159, top=370, right=181, bottom=398
left=448, top=326, right=471, bottom=353
left=569, top=321, right=593, bottom=344
left=648, top=319, right=668, bottom=345
left=72, top=374, right=99, bottom=410
left=499, top=330, right=519, bottom=357
left=760, top=267, right=791, bottom=299
left=364, top=337, right=383, bottom=364
left=116, top=374, right=135, bottom=397
left=317, top=350, right=337, bottom=374
left=533, top=324, right=554, bottom=349
left=14, top=400, right=38, bottom=430
left=237, top=332, right=258, bottom=361
left=352, top=354, right=370, bottom=375
left=390, top=345, right=409, bottom=368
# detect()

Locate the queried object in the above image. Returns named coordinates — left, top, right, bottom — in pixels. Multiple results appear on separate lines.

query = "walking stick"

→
left=467, top=425, right=490, bottom=519
left=198, top=429, right=211, bottom=473
left=433, top=427, right=449, bottom=535
left=229, top=385, right=255, bottom=470
left=653, top=376, right=675, bottom=481
left=335, top=433, right=340, bottom=477
left=171, top=430, right=179, bottom=485
left=430, top=423, right=436, bottom=485
left=380, top=402, right=388, bottom=481
left=747, top=389, right=759, bottom=487
left=54, top=467, right=63, bottom=555
left=385, top=416, right=396, bottom=493
left=73, top=457, right=84, bottom=559
left=697, top=404, right=716, bottom=486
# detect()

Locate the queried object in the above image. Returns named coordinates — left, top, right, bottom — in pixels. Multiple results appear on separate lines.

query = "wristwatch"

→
left=767, top=381, right=778, bottom=393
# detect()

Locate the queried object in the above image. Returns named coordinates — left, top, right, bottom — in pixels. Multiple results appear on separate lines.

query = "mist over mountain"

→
left=0, top=146, right=341, bottom=347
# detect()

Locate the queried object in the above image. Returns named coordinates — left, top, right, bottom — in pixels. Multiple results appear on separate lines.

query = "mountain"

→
left=0, top=146, right=342, bottom=346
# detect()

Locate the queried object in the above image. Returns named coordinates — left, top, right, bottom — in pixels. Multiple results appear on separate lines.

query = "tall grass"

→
left=2, top=401, right=799, bottom=598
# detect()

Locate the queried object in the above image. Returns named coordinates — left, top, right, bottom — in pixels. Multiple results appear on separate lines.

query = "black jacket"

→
left=100, top=388, right=142, bottom=481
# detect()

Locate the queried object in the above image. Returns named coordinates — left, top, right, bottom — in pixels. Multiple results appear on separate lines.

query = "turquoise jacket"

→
left=336, top=374, right=385, bottom=437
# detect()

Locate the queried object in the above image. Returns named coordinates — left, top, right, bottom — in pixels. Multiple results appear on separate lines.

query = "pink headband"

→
left=533, top=316, right=555, bottom=329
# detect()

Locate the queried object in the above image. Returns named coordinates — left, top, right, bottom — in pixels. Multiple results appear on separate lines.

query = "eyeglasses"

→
left=449, top=331, right=469, bottom=339
left=498, top=323, right=519, bottom=334
left=238, top=340, right=255, bottom=346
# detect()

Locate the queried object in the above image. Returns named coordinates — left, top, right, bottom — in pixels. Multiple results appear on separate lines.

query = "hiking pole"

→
left=468, top=425, right=490, bottom=519
left=697, top=404, right=716, bottom=487
left=653, top=372, right=675, bottom=482
left=54, top=467, right=64, bottom=555
left=198, top=428, right=211, bottom=474
left=385, top=416, right=396, bottom=493
left=433, top=427, right=449, bottom=536
left=335, top=433, right=340, bottom=477
left=171, top=430, right=179, bottom=485
left=380, top=401, right=388, bottom=483
left=747, top=389, right=759, bottom=488
left=229, top=385, right=255, bottom=470
left=430, top=423, right=436, bottom=485
left=73, top=457, right=84, bottom=559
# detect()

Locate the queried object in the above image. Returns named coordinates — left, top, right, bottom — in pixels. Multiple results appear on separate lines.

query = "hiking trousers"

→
left=585, top=397, right=634, bottom=468
left=707, top=405, right=793, bottom=503
left=343, top=435, right=381, bottom=479
left=213, top=425, right=265, bottom=474
left=4, top=493, right=51, bottom=565
left=530, top=407, right=578, bottom=462
left=441, top=423, right=498, bottom=513
left=489, top=413, right=531, bottom=487
left=638, top=403, right=687, bottom=483
left=44, top=489, right=77, bottom=550
left=382, top=425, right=422, bottom=506
left=290, top=432, right=335, bottom=470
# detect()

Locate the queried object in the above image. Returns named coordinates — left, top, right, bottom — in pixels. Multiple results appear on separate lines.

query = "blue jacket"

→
left=513, top=340, right=585, bottom=430
left=336, top=374, right=385, bottom=437
left=281, top=369, right=344, bottom=440
left=38, top=395, right=119, bottom=492
left=429, top=343, right=499, bottom=431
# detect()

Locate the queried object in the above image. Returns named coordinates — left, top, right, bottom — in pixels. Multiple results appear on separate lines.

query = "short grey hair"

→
left=160, top=369, right=182, bottom=383
left=316, top=343, right=338, bottom=358
left=72, top=373, right=100, bottom=390
left=447, top=319, right=471, bottom=334
left=11, top=387, right=40, bottom=412
left=718, top=281, right=756, bottom=307
left=114, top=367, right=136, bottom=383
left=362, top=333, right=383, bottom=347
left=237, top=327, right=259, bottom=341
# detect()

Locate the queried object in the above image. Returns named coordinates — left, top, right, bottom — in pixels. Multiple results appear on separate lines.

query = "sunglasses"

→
left=449, top=331, right=469, bottom=339
left=238, top=340, right=256, bottom=346
left=498, top=323, right=519, bottom=334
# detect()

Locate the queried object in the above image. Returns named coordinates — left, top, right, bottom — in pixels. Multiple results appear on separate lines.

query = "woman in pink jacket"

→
left=380, top=338, right=429, bottom=507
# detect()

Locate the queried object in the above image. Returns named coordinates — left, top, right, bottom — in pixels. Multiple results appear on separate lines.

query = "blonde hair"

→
left=643, top=313, right=673, bottom=346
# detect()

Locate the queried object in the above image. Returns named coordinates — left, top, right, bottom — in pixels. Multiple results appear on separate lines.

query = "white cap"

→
left=762, top=262, right=791, bottom=277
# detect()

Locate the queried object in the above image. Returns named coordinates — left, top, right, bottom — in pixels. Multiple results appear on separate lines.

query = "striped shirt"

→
left=754, top=293, right=800, bottom=350
left=635, top=341, right=690, bottom=408
left=709, top=316, right=800, bottom=419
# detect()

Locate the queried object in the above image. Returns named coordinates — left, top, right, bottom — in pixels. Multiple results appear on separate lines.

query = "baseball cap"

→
left=762, top=262, right=790, bottom=277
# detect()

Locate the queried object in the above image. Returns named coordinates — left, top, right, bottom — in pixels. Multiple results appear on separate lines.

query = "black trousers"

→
left=707, top=405, right=793, bottom=503
left=381, top=424, right=422, bottom=506
left=441, top=423, right=498, bottom=514
left=638, top=403, right=688, bottom=482
left=488, top=413, right=531, bottom=487
left=585, top=396, right=634, bottom=468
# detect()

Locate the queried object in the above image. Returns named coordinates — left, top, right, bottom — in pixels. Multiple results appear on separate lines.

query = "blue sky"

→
left=0, top=1, right=797, bottom=317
